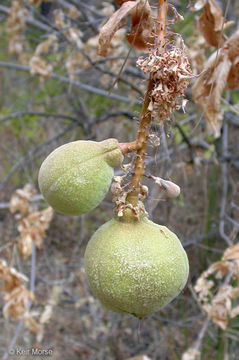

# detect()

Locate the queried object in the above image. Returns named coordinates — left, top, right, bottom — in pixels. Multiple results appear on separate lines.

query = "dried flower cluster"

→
left=111, top=175, right=148, bottom=219
left=137, top=47, right=193, bottom=122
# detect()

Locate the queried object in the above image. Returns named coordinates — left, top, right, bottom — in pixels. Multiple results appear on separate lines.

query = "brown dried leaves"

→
left=29, top=34, right=58, bottom=81
left=195, top=242, right=239, bottom=330
left=10, top=184, right=53, bottom=259
left=6, top=0, right=29, bottom=58
left=0, top=259, right=33, bottom=319
left=17, top=207, right=54, bottom=258
left=0, top=184, right=53, bottom=330
left=3, top=285, right=34, bottom=320
left=98, top=0, right=155, bottom=56
left=192, top=0, right=234, bottom=47
left=190, top=0, right=237, bottom=138
left=194, top=0, right=227, bottom=47
left=192, top=29, right=239, bottom=138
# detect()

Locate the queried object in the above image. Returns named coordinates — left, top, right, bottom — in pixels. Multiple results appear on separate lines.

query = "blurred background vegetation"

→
left=0, top=0, right=239, bottom=359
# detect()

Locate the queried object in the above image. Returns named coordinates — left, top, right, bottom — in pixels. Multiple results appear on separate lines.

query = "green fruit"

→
left=38, top=138, right=123, bottom=215
left=84, top=212, right=189, bottom=318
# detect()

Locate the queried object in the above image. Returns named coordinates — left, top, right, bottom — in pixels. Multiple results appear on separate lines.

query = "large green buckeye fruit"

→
left=38, top=138, right=123, bottom=215
left=84, top=211, right=189, bottom=318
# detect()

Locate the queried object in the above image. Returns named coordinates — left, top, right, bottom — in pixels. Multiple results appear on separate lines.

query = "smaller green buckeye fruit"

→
left=84, top=211, right=189, bottom=318
left=38, top=139, right=123, bottom=215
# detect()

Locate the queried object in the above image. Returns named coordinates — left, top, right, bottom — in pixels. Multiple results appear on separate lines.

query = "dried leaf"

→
left=198, top=0, right=226, bottom=47
left=230, top=305, right=239, bottom=318
left=205, top=286, right=239, bottom=329
left=115, top=0, right=128, bottom=5
left=101, top=2, right=115, bottom=17
left=6, top=0, right=29, bottom=56
left=194, top=275, right=214, bottom=302
left=192, top=29, right=239, bottom=138
left=0, top=259, right=28, bottom=293
left=40, top=285, right=62, bottom=324
left=3, top=286, right=33, bottom=319
left=190, top=0, right=207, bottom=11
left=66, top=52, right=85, bottom=81
left=28, top=0, right=46, bottom=6
left=98, top=0, right=154, bottom=56
left=18, top=207, right=53, bottom=252
left=226, top=30, right=239, bottom=90
left=35, top=34, right=58, bottom=56
left=29, top=55, right=53, bottom=80
left=23, top=311, right=43, bottom=334
left=40, top=304, right=53, bottom=324
left=54, top=9, right=67, bottom=29
left=182, top=347, right=201, bottom=360
left=98, top=1, right=138, bottom=56
left=67, top=28, right=83, bottom=49
left=67, top=6, right=81, bottom=20
left=222, top=242, right=239, bottom=276
left=18, top=234, right=33, bottom=259
left=125, top=0, right=154, bottom=51
left=126, top=356, right=152, bottom=360
left=10, top=184, right=36, bottom=215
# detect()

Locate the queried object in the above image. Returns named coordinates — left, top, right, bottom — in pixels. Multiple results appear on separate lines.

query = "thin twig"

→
left=0, top=123, right=77, bottom=191
left=0, top=4, right=51, bottom=32
left=194, top=317, right=210, bottom=353
left=219, top=121, right=232, bottom=246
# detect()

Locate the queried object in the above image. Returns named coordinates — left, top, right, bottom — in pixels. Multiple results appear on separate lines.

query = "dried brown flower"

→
left=137, top=47, right=193, bottom=122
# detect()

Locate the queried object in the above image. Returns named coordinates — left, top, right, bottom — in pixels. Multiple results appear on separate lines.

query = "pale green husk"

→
left=38, top=139, right=123, bottom=215
left=84, top=216, right=189, bottom=318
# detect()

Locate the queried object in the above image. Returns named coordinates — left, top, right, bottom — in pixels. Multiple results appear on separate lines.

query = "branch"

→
left=126, top=77, right=154, bottom=205
left=0, top=61, right=141, bottom=105
left=219, top=122, right=232, bottom=246
left=0, top=5, right=51, bottom=32
left=157, top=0, right=168, bottom=47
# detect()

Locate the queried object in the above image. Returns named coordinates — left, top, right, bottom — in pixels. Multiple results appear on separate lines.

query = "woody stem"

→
left=157, top=0, right=168, bottom=48
left=125, top=0, right=168, bottom=207
left=126, top=77, right=154, bottom=206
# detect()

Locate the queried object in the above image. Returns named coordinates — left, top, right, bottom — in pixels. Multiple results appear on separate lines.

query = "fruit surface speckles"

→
left=84, top=215, right=189, bottom=318
left=38, top=139, right=123, bottom=215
